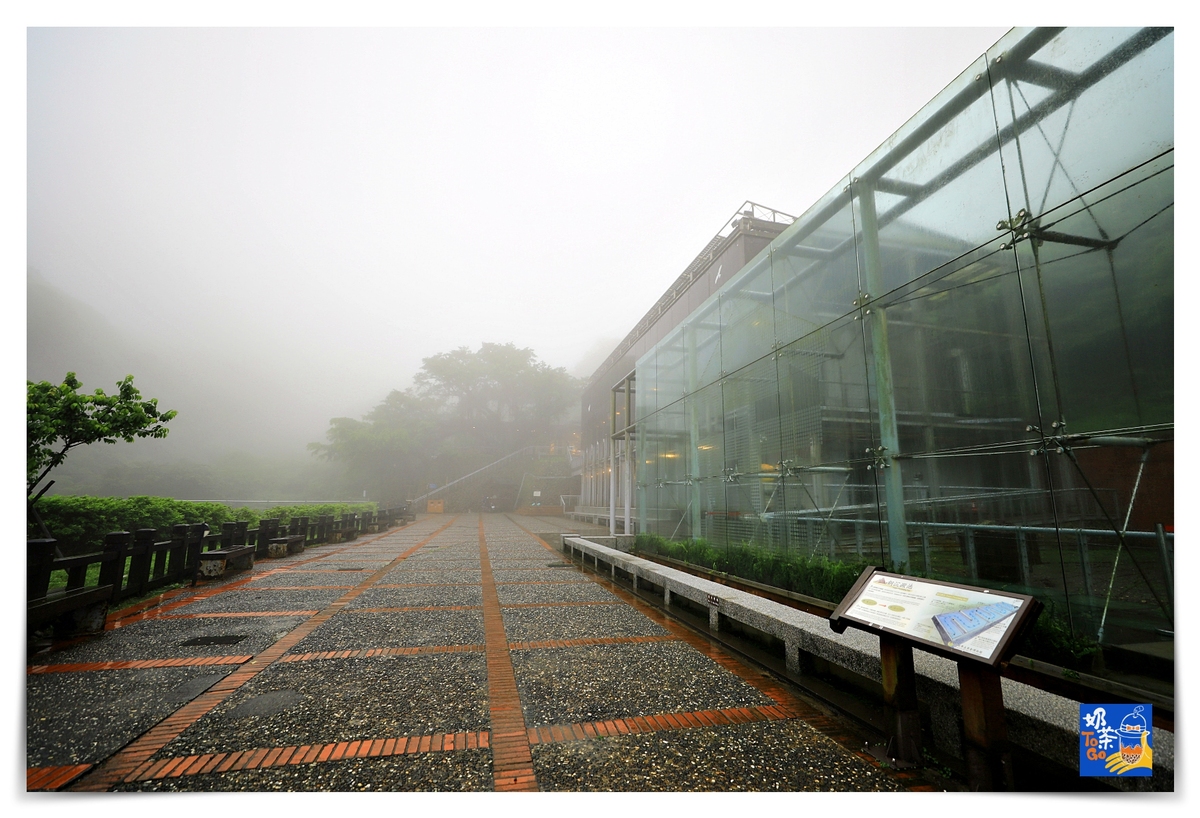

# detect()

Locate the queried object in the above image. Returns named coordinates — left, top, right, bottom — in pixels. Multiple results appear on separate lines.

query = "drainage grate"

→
left=180, top=635, right=247, bottom=647
left=546, top=563, right=572, bottom=568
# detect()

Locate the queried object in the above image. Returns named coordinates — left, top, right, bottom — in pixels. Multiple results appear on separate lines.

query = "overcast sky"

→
left=25, top=24, right=1013, bottom=432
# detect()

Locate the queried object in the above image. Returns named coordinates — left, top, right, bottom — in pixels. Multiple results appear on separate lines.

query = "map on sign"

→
left=837, top=572, right=1030, bottom=662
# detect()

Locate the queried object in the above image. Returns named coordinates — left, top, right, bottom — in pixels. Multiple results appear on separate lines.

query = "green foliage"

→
left=34, top=496, right=238, bottom=551
left=30, top=496, right=378, bottom=553
left=1020, top=605, right=1102, bottom=670
left=633, top=533, right=872, bottom=603
left=259, top=502, right=377, bottom=524
left=28, top=372, right=176, bottom=496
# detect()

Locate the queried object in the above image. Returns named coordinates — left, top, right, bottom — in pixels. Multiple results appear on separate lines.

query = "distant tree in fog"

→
left=308, top=390, right=437, bottom=504
left=311, top=343, right=580, bottom=501
left=413, top=343, right=577, bottom=451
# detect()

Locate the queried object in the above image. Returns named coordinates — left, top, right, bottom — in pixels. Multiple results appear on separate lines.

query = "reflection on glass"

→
left=990, top=27, right=1174, bottom=222
left=866, top=240, right=1041, bottom=456
left=721, top=356, right=783, bottom=548
left=719, top=252, right=775, bottom=375
left=776, top=316, right=875, bottom=470
left=852, top=55, right=1010, bottom=297
left=634, top=348, right=655, bottom=422
left=771, top=182, right=861, bottom=349
left=1014, top=155, right=1173, bottom=433
left=686, top=293, right=724, bottom=393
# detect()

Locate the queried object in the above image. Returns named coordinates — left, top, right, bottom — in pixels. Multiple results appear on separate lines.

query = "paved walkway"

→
left=27, top=514, right=932, bottom=792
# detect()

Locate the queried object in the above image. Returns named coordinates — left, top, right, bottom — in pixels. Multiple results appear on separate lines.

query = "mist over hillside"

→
left=28, top=269, right=383, bottom=499
left=28, top=270, right=589, bottom=502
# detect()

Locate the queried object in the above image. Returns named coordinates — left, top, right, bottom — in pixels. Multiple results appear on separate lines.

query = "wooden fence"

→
left=28, top=505, right=416, bottom=635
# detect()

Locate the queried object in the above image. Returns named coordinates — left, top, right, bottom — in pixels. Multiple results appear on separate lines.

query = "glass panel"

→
left=851, top=54, right=1010, bottom=297
left=989, top=27, right=1174, bottom=222
left=774, top=314, right=884, bottom=561
left=1013, top=155, right=1173, bottom=433
left=636, top=410, right=657, bottom=535
left=654, top=399, right=692, bottom=540
left=690, top=382, right=725, bottom=481
left=771, top=180, right=861, bottom=349
left=689, top=386, right=727, bottom=543
left=720, top=355, right=784, bottom=548
left=634, top=347, right=655, bottom=422
left=684, top=293, right=723, bottom=393
left=776, top=316, right=877, bottom=471
left=718, top=252, right=775, bottom=375
left=864, top=238, right=1041, bottom=456
left=654, top=324, right=687, bottom=411
left=900, top=447, right=1064, bottom=597
left=1040, top=431, right=1173, bottom=657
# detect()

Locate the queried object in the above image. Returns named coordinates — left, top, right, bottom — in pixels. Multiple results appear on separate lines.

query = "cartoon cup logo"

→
left=1117, top=705, right=1148, bottom=766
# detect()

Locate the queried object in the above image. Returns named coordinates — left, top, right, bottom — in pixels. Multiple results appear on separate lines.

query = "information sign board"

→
left=830, top=568, right=1041, bottom=667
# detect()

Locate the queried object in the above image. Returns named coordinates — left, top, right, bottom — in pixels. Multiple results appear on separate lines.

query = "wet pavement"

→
left=27, top=513, right=933, bottom=793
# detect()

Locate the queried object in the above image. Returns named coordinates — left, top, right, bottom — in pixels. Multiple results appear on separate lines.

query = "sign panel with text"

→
left=830, top=568, right=1041, bottom=667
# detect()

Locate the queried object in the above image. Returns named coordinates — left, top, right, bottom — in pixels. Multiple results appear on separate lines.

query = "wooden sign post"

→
left=830, top=567, right=1042, bottom=790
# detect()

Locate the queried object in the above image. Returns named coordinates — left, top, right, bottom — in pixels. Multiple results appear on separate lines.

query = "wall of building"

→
left=579, top=215, right=789, bottom=511
left=634, top=27, right=1174, bottom=661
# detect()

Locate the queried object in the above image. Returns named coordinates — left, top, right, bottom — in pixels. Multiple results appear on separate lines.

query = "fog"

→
left=23, top=23, right=1011, bottom=496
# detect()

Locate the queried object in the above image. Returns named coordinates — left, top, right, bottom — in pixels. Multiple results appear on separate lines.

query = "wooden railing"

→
left=28, top=504, right=417, bottom=617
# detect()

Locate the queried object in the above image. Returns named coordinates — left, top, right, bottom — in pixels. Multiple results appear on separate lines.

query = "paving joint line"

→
left=478, top=516, right=539, bottom=792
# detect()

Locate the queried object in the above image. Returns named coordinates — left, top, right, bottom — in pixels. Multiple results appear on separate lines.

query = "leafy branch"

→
left=27, top=372, right=177, bottom=500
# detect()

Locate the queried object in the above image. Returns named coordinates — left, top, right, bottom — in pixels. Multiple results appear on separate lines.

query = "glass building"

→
left=626, top=28, right=1173, bottom=668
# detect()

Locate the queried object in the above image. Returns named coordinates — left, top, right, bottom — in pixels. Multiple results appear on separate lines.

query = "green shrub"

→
left=30, top=496, right=379, bottom=552
left=632, top=533, right=1100, bottom=669
left=1020, top=605, right=1102, bottom=670
left=633, top=533, right=870, bottom=604
left=261, top=502, right=377, bottom=524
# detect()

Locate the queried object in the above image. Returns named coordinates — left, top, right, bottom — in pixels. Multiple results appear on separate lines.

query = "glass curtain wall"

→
left=635, top=27, right=1173, bottom=665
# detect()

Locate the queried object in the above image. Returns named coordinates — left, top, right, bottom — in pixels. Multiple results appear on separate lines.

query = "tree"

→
left=311, top=343, right=581, bottom=501
left=412, top=342, right=579, bottom=457
left=308, top=390, right=436, bottom=503
left=27, top=372, right=177, bottom=501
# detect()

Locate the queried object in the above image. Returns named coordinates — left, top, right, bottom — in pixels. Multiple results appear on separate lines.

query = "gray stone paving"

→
left=289, top=609, right=486, bottom=650
left=346, top=585, right=484, bottom=609
left=501, top=604, right=669, bottom=642
left=511, top=641, right=777, bottom=727
left=533, top=721, right=906, bottom=792
left=28, top=667, right=235, bottom=767
left=35, top=615, right=306, bottom=663
left=171, top=588, right=345, bottom=614
left=158, top=654, right=491, bottom=756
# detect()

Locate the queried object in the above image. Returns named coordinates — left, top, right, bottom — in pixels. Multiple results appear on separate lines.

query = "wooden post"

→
left=169, top=525, right=189, bottom=582
left=99, top=532, right=131, bottom=599
left=879, top=633, right=922, bottom=764
left=129, top=530, right=157, bottom=597
left=27, top=539, right=57, bottom=599
left=958, top=662, right=1014, bottom=791
left=185, top=523, right=207, bottom=570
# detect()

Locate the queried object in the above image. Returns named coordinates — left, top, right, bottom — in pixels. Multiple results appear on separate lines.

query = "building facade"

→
left=591, top=28, right=1174, bottom=666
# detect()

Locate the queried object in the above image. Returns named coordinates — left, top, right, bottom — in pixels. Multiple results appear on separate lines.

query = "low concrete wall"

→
left=561, top=535, right=1173, bottom=792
